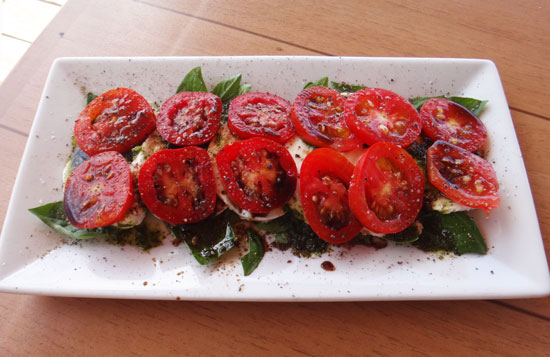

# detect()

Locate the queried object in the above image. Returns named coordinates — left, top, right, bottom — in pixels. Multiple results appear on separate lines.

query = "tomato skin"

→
left=156, top=91, right=221, bottom=146
left=228, top=92, right=295, bottom=144
left=64, top=151, right=134, bottom=229
left=138, top=147, right=216, bottom=225
left=291, top=86, right=361, bottom=152
left=216, top=137, right=297, bottom=214
left=427, top=140, right=499, bottom=213
left=344, top=88, right=421, bottom=148
left=74, top=88, right=156, bottom=156
left=349, top=142, right=424, bottom=234
left=420, top=98, right=487, bottom=152
left=300, top=148, right=362, bottom=243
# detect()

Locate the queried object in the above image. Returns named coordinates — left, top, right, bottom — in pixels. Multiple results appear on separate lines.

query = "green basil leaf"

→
left=212, top=74, right=243, bottom=102
left=447, top=97, right=488, bottom=116
left=241, top=230, right=265, bottom=276
left=109, top=219, right=165, bottom=251
left=384, top=223, right=421, bottom=244
left=176, top=66, right=208, bottom=93
left=330, top=81, right=366, bottom=93
left=86, top=92, right=97, bottom=104
left=272, top=210, right=328, bottom=257
left=29, top=201, right=112, bottom=240
left=304, top=77, right=329, bottom=89
left=414, top=211, right=487, bottom=255
left=409, top=96, right=487, bottom=116
left=171, top=210, right=238, bottom=265
left=30, top=202, right=164, bottom=250
left=238, top=83, right=252, bottom=95
left=254, top=214, right=292, bottom=233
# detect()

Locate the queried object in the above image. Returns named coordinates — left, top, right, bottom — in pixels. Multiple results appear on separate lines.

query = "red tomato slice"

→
left=64, top=151, right=134, bottom=229
left=228, top=92, right=294, bottom=144
left=300, top=148, right=362, bottom=243
left=138, top=147, right=216, bottom=225
left=427, top=140, right=499, bottom=213
left=344, top=88, right=421, bottom=148
left=156, top=92, right=222, bottom=146
left=349, top=142, right=424, bottom=233
left=216, top=137, right=297, bottom=214
left=291, top=86, right=362, bottom=152
left=74, top=88, right=156, bottom=156
left=420, top=98, right=487, bottom=152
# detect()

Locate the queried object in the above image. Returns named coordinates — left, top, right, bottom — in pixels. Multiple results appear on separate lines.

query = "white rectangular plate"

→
left=1, top=56, right=549, bottom=301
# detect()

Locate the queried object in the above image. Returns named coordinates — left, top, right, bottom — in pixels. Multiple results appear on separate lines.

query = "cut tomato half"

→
left=215, top=137, right=297, bottom=214
left=156, top=91, right=222, bottom=146
left=349, top=142, right=424, bottom=233
left=228, top=92, right=294, bottom=144
left=427, top=140, right=499, bottom=213
left=74, top=88, right=156, bottom=156
left=291, top=86, right=361, bottom=151
left=300, top=148, right=362, bottom=243
left=138, top=147, right=217, bottom=224
left=344, top=88, right=421, bottom=148
left=420, top=98, right=487, bottom=152
left=64, top=151, right=134, bottom=228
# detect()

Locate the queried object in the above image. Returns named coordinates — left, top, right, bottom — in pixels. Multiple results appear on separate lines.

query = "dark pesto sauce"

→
left=269, top=211, right=329, bottom=257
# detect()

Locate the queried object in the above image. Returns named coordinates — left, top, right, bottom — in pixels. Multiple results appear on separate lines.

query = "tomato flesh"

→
left=74, top=88, right=156, bottom=156
left=420, top=98, right=487, bottom=152
left=300, top=148, right=362, bottom=243
left=349, top=142, right=424, bottom=233
left=228, top=92, right=294, bottom=144
left=64, top=151, right=134, bottom=229
left=138, top=147, right=216, bottom=224
left=156, top=92, right=221, bottom=146
left=344, top=88, right=421, bottom=148
left=427, top=140, right=499, bottom=213
left=216, top=137, right=297, bottom=214
left=291, top=86, right=361, bottom=151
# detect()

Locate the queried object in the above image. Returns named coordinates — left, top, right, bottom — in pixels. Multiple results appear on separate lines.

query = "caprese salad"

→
left=29, top=67, right=500, bottom=275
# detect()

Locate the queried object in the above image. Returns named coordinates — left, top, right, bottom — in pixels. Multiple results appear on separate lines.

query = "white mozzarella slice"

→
left=430, top=196, right=472, bottom=214
left=283, top=136, right=315, bottom=220
left=113, top=200, right=147, bottom=229
left=130, top=130, right=168, bottom=176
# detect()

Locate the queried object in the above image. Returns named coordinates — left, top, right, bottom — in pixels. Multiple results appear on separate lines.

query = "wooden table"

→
left=0, top=0, right=548, bottom=354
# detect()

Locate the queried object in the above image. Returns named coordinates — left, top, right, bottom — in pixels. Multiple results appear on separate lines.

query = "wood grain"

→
left=149, top=0, right=550, bottom=119
left=0, top=0, right=317, bottom=133
left=0, top=295, right=548, bottom=356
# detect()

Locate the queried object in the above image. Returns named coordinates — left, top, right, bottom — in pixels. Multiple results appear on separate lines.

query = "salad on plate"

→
left=29, top=66, right=500, bottom=276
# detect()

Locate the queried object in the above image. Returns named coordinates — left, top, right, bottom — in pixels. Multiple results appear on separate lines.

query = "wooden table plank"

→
left=0, top=0, right=318, bottom=133
left=0, top=129, right=27, bottom=228
left=0, top=296, right=548, bottom=356
left=150, top=0, right=550, bottom=119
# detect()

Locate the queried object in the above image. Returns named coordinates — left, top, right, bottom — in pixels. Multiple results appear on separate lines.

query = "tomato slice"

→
left=138, top=147, right=216, bottom=225
left=64, top=151, right=134, bottom=229
left=291, top=86, right=361, bottom=151
left=344, top=88, right=421, bottom=148
left=420, top=98, right=487, bottom=152
left=228, top=92, right=294, bottom=144
left=349, top=142, right=424, bottom=233
left=300, top=148, right=362, bottom=243
left=156, top=92, right=222, bottom=146
left=216, top=137, right=297, bottom=214
left=427, top=140, right=499, bottom=213
left=74, top=88, right=156, bottom=156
